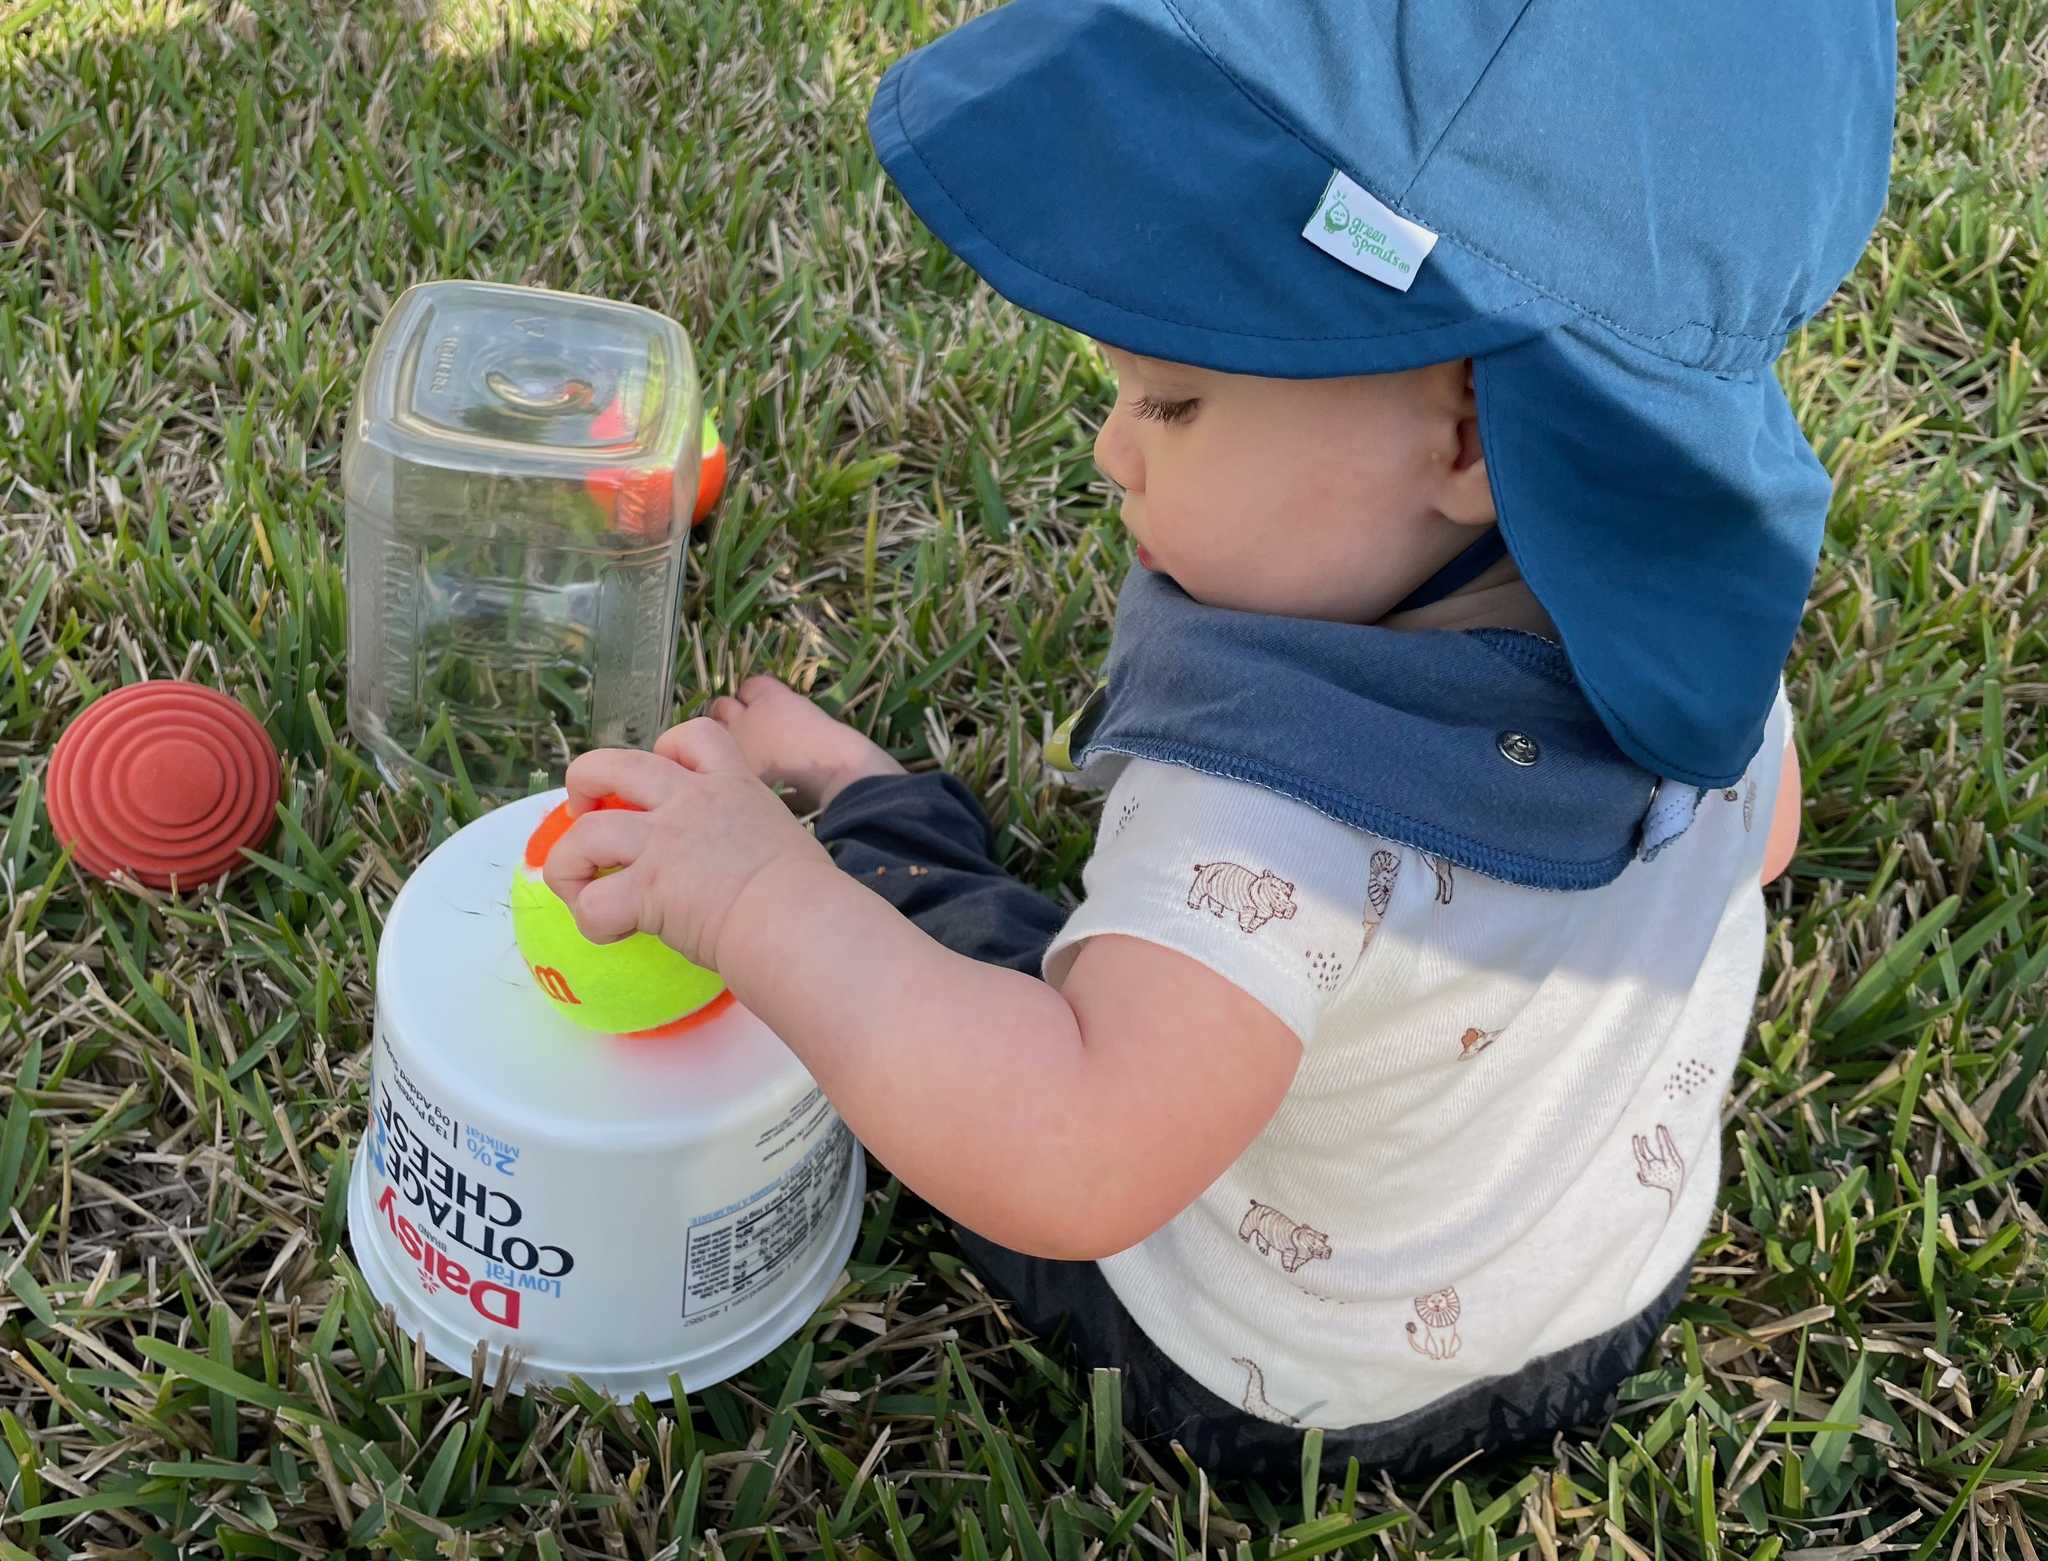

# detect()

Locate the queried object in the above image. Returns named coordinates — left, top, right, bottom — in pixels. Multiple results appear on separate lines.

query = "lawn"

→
left=1, top=0, right=2045, bottom=1556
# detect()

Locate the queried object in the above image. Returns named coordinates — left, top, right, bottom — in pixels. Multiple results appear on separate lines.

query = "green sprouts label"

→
left=1301, top=170, right=1438, bottom=293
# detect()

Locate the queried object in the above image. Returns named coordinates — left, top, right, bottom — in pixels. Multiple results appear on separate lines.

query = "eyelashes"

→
left=1130, top=394, right=1200, bottom=425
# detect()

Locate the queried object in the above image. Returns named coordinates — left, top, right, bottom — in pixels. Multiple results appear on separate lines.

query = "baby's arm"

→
left=1762, top=739, right=1800, bottom=883
left=716, top=863, right=1301, bottom=1259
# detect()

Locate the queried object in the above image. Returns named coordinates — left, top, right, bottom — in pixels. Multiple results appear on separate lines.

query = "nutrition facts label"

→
left=682, top=1124, right=853, bottom=1321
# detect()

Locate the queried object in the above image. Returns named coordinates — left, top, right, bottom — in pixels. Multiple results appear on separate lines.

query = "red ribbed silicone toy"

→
left=46, top=682, right=280, bottom=890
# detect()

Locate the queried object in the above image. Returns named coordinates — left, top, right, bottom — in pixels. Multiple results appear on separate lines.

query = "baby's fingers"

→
left=566, top=747, right=694, bottom=815
left=543, top=809, right=652, bottom=925
left=565, top=862, right=652, bottom=946
left=654, top=715, right=750, bottom=775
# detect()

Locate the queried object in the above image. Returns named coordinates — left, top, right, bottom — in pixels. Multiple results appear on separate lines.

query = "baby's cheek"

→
left=1151, top=461, right=1353, bottom=610
left=1148, top=476, right=1250, bottom=569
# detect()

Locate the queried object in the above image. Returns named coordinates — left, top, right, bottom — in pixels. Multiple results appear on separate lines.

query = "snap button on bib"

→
left=1497, top=731, right=1541, bottom=767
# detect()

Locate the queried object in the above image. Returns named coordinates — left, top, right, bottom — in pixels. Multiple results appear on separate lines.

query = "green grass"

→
left=1, top=0, right=2044, bottom=1555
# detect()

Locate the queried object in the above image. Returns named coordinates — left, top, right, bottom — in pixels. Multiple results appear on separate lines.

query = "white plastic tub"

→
left=347, top=791, right=863, bottom=1397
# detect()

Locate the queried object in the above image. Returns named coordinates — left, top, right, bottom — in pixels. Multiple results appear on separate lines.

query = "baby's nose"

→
left=1093, top=412, right=1142, bottom=495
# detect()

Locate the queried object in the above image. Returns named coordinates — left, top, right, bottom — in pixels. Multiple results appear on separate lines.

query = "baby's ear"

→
left=1438, top=425, right=1495, bottom=527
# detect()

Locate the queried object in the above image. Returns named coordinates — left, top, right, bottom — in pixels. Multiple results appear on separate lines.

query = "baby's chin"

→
left=1164, top=571, right=1395, bottom=625
left=1124, top=535, right=1401, bottom=622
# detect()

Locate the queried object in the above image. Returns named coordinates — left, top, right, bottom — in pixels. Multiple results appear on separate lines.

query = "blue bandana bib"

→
left=1058, top=569, right=1696, bottom=892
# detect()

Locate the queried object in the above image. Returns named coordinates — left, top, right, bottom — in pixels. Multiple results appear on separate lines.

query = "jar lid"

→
left=377, top=281, right=690, bottom=460
left=46, top=682, right=281, bottom=890
left=343, top=282, right=701, bottom=538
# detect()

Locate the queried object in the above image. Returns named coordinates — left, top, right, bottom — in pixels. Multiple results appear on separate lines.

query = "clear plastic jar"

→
left=344, top=282, right=701, bottom=795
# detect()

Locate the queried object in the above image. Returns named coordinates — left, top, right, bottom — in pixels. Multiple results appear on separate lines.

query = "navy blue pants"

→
left=815, top=772, right=1690, bottom=1483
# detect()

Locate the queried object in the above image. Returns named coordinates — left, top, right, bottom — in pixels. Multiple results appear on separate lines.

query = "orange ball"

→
left=692, top=411, right=727, bottom=524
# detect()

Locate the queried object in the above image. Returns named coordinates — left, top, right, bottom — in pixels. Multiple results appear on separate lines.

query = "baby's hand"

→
left=544, top=719, right=833, bottom=970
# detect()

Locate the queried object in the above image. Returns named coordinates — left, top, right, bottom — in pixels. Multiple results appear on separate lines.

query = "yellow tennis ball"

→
left=510, top=800, right=726, bottom=1034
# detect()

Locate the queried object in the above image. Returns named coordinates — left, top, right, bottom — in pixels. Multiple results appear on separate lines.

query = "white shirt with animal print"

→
left=1041, top=688, right=1791, bottom=1430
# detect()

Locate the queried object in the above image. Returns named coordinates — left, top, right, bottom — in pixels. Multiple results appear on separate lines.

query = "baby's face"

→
left=1092, top=346, right=1496, bottom=623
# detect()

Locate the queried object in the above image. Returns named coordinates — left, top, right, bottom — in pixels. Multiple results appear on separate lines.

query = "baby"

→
left=547, top=0, right=1895, bottom=1480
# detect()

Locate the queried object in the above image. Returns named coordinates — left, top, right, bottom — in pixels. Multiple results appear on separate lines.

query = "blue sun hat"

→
left=870, top=0, right=1895, bottom=788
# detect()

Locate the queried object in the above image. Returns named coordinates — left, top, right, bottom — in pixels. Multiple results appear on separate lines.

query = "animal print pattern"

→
left=963, top=1217, right=1697, bottom=1485
left=1360, top=849, right=1401, bottom=958
left=1187, top=861, right=1299, bottom=933
left=1238, top=1200, right=1333, bottom=1274
left=1231, top=1356, right=1301, bottom=1426
left=1406, top=1287, right=1462, bottom=1360
left=1366, top=850, right=1399, bottom=916
left=1304, top=947, right=1346, bottom=993
left=1457, top=1026, right=1501, bottom=1060
left=1416, top=852, right=1455, bottom=905
left=1631, top=1124, right=1685, bottom=1212
left=1663, top=1058, right=1712, bottom=1100
left=1152, top=1266, right=1693, bottom=1487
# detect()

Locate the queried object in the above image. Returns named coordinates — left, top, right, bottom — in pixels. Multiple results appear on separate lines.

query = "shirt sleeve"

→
left=1042, top=759, right=1381, bottom=1047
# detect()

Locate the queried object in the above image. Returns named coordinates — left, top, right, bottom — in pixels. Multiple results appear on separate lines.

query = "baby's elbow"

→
left=1761, top=819, right=1798, bottom=885
left=978, top=1208, right=1160, bottom=1264
left=1016, top=1233, right=1142, bottom=1263
left=1761, top=740, right=1802, bottom=884
left=1046, top=1225, right=1150, bottom=1263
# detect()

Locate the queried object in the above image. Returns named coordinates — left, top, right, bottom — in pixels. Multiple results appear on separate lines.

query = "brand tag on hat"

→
left=1302, top=170, right=1437, bottom=293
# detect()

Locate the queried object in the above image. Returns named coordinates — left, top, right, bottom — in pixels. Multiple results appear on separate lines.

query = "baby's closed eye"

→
left=1131, top=394, right=1200, bottom=425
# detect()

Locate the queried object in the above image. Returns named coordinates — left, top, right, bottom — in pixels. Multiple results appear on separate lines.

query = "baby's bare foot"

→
left=709, top=675, right=904, bottom=812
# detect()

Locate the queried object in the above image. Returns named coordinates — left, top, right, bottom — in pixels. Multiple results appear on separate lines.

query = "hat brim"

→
left=871, top=0, right=1828, bottom=786
left=869, top=0, right=1566, bottom=375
